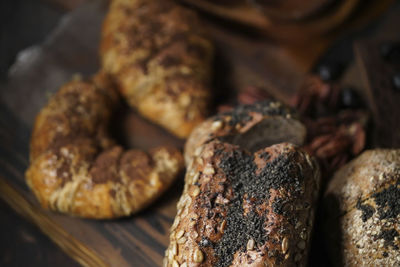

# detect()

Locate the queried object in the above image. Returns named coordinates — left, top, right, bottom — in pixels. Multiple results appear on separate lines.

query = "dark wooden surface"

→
left=0, top=0, right=399, bottom=266
left=0, top=199, right=79, bottom=267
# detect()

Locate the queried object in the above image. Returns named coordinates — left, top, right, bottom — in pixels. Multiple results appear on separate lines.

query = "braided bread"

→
left=100, top=0, right=214, bottom=138
left=26, top=73, right=183, bottom=219
left=164, top=101, right=321, bottom=266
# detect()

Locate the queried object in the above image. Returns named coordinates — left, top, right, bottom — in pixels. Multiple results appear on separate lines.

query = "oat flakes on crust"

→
left=100, top=0, right=214, bottom=138
left=26, top=73, right=184, bottom=219
left=165, top=101, right=320, bottom=267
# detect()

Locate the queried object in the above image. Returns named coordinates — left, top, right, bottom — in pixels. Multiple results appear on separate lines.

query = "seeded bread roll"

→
left=323, top=149, right=400, bottom=266
left=26, top=73, right=183, bottom=219
left=184, top=100, right=307, bottom=165
left=100, top=0, right=213, bottom=138
left=164, top=101, right=320, bottom=267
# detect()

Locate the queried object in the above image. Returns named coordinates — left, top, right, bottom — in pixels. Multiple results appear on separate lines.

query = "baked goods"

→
left=100, top=0, right=214, bottom=138
left=164, top=101, right=321, bottom=266
left=184, top=100, right=307, bottom=165
left=26, top=73, right=183, bottom=219
left=323, top=149, right=400, bottom=266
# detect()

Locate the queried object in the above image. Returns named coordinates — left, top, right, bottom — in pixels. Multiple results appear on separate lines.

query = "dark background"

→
left=1, top=1, right=79, bottom=265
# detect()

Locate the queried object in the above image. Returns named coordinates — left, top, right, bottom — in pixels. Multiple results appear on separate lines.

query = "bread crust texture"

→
left=165, top=101, right=321, bottom=267
left=26, top=73, right=184, bottom=219
left=100, top=0, right=214, bottom=138
left=324, top=149, right=400, bottom=266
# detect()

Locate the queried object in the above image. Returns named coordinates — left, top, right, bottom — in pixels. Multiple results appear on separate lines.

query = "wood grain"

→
left=0, top=197, right=79, bottom=267
left=0, top=179, right=107, bottom=267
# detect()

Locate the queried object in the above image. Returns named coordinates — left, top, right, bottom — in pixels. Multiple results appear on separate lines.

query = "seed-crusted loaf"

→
left=323, top=149, right=400, bottom=266
left=184, top=101, right=306, bottom=165
left=164, top=101, right=321, bottom=266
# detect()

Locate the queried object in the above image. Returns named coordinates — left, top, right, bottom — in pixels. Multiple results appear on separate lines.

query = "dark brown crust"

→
left=323, top=149, right=400, bottom=266
left=100, top=0, right=214, bottom=138
left=26, top=73, right=184, bottom=219
left=185, top=100, right=306, bottom=165
left=165, top=101, right=320, bottom=267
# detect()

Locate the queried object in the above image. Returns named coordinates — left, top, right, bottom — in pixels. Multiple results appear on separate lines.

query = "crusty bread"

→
left=185, top=100, right=307, bottom=165
left=323, top=149, right=400, bottom=266
left=164, top=101, right=320, bottom=266
left=100, top=0, right=213, bottom=138
left=26, top=73, right=183, bottom=219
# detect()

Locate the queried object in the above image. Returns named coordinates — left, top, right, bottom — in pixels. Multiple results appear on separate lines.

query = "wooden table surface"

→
left=0, top=199, right=79, bottom=266
left=0, top=0, right=398, bottom=266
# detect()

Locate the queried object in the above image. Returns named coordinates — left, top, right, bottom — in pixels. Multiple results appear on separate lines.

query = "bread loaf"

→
left=164, top=101, right=321, bottom=266
left=323, top=149, right=400, bottom=266
left=184, top=101, right=306, bottom=165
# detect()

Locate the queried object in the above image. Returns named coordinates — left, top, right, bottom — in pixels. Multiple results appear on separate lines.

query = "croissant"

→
left=100, top=0, right=214, bottom=138
left=26, top=73, right=183, bottom=219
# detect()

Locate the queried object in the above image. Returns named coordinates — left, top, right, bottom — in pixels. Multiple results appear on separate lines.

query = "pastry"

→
left=100, top=0, right=214, bottom=138
left=26, top=73, right=184, bottom=219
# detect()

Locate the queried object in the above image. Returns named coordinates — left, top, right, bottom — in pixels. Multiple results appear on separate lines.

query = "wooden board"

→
left=0, top=0, right=397, bottom=266
left=0, top=198, right=79, bottom=266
